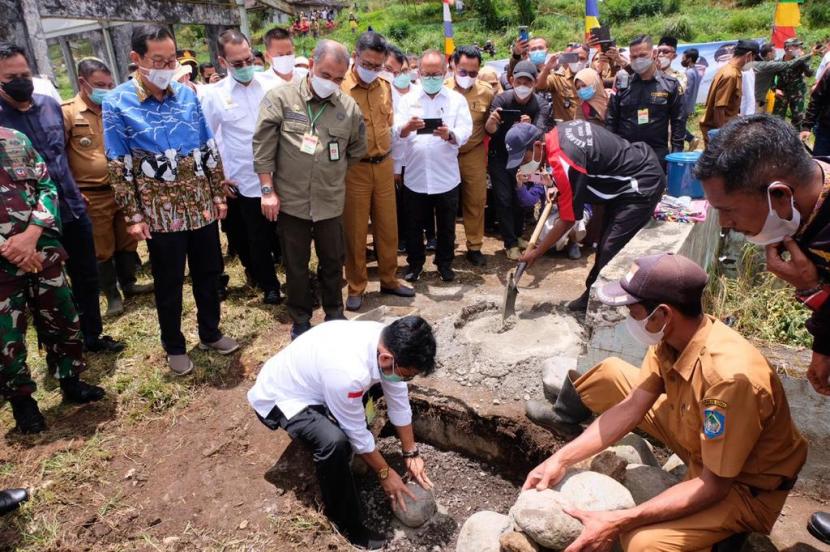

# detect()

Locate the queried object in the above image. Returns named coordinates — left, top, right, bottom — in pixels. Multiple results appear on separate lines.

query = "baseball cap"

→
left=513, top=60, right=538, bottom=81
left=734, top=39, right=762, bottom=61
left=784, top=38, right=803, bottom=48
left=505, top=123, right=543, bottom=169
left=597, top=253, right=708, bottom=308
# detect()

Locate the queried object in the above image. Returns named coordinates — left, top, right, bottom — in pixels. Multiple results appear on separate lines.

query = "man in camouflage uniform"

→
left=0, top=126, right=105, bottom=434
left=773, top=38, right=814, bottom=128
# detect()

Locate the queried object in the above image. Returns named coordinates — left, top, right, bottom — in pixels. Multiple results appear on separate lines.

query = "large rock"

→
left=456, top=510, right=512, bottom=552
left=608, top=433, right=660, bottom=467
left=662, top=453, right=688, bottom=480
left=623, top=464, right=679, bottom=505
left=499, top=531, right=540, bottom=552
left=394, top=482, right=437, bottom=527
left=510, top=471, right=635, bottom=550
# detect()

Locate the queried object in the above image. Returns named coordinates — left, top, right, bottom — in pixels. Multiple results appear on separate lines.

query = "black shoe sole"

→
left=808, top=520, right=830, bottom=545
left=380, top=288, right=415, bottom=298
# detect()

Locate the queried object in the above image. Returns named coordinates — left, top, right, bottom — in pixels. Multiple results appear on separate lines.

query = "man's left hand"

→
left=433, top=126, right=452, bottom=142
left=808, top=351, right=830, bottom=396
left=765, top=237, right=820, bottom=291
left=562, top=508, right=623, bottom=552
left=1, top=226, right=42, bottom=266
left=216, top=202, right=228, bottom=220
left=222, top=179, right=238, bottom=199
left=405, top=456, right=434, bottom=490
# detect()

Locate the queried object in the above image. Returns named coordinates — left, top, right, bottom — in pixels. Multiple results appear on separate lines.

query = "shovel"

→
left=502, top=199, right=554, bottom=320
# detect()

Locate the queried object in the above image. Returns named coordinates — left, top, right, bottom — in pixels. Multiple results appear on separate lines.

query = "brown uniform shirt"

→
left=543, top=70, right=578, bottom=122
left=253, top=77, right=368, bottom=221
left=700, top=63, right=742, bottom=133
left=61, top=94, right=108, bottom=188
left=636, top=316, right=807, bottom=491
left=342, top=68, right=393, bottom=158
left=446, top=78, right=494, bottom=154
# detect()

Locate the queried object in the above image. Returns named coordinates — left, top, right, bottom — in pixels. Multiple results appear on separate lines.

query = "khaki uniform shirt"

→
left=253, top=77, right=368, bottom=221
left=62, top=94, right=108, bottom=188
left=342, top=69, right=393, bottom=158
left=636, top=316, right=807, bottom=491
left=700, top=63, right=742, bottom=132
left=544, top=70, right=577, bottom=122
left=446, top=78, right=494, bottom=154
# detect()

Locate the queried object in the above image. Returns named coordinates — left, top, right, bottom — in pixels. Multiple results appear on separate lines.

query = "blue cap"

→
left=505, top=123, right=543, bottom=169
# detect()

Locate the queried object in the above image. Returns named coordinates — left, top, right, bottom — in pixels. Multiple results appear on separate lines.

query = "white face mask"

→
left=455, top=73, right=474, bottom=89
left=271, top=54, right=295, bottom=75
left=624, top=307, right=666, bottom=347
left=631, top=57, right=654, bottom=75
left=658, top=56, right=672, bottom=69
left=356, top=64, right=379, bottom=84
left=568, top=61, right=586, bottom=74
left=294, top=67, right=309, bottom=79
left=379, top=70, right=393, bottom=82
left=518, top=149, right=542, bottom=176
left=142, top=66, right=177, bottom=90
left=514, top=85, right=533, bottom=100
left=745, top=183, right=802, bottom=245
left=310, top=74, right=339, bottom=98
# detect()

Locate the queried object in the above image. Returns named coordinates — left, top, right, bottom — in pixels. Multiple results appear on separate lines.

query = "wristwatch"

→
left=261, top=185, right=274, bottom=196
left=377, top=466, right=390, bottom=480
left=402, top=448, right=420, bottom=459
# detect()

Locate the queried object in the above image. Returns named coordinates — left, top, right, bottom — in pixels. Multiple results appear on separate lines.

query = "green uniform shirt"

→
left=253, top=77, right=368, bottom=221
left=0, top=127, right=65, bottom=282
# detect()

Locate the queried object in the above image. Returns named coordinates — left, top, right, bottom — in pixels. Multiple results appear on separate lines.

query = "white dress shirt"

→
left=740, top=69, right=756, bottom=116
left=201, top=73, right=277, bottom=197
left=818, top=51, right=830, bottom=82
left=258, top=68, right=297, bottom=89
left=247, top=321, right=413, bottom=455
left=393, top=85, right=473, bottom=194
left=391, top=83, right=421, bottom=175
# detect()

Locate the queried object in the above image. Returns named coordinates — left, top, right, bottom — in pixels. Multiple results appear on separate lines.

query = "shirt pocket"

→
left=327, top=126, right=351, bottom=150
left=221, top=105, right=247, bottom=124
left=283, top=120, right=309, bottom=135
left=70, top=123, right=96, bottom=150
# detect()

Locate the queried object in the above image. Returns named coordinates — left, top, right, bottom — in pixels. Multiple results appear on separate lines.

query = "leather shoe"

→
left=404, top=265, right=423, bottom=282
left=263, top=289, right=282, bottom=305
left=84, top=335, right=125, bottom=353
left=9, top=396, right=45, bottom=434
left=345, top=295, right=363, bottom=311
left=380, top=285, right=415, bottom=298
left=60, top=376, right=106, bottom=404
left=0, top=488, right=29, bottom=516
left=438, top=265, right=455, bottom=282
left=808, top=511, right=830, bottom=545
left=291, top=322, right=312, bottom=340
left=465, top=250, right=486, bottom=267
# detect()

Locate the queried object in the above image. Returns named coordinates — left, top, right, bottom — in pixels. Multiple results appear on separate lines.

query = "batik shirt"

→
left=0, top=127, right=65, bottom=281
left=103, top=78, right=225, bottom=233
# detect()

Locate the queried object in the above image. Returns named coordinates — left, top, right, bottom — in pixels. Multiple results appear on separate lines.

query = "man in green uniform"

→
left=773, top=38, right=814, bottom=128
left=0, top=126, right=105, bottom=434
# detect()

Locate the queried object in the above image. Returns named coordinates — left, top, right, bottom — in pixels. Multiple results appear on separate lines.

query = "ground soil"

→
left=0, top=227, right=828, bottom=551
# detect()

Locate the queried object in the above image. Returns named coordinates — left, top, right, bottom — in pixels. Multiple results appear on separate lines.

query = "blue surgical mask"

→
left=421, top=75, right=444, bottom=95
left=89, top=87, right=110, bottom=105
left=577, top=86, right=595, bottom=101
left=529, top=50, right=547, bottom=65
left=231, top=65, right=255, bottom=84
left=252, top=65, right=265, bottom=73
left=393, top=73, right=411, bottom=90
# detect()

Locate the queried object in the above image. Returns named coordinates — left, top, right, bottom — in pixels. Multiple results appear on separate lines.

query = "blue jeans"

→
left=814, top=125, right=830, bottom=156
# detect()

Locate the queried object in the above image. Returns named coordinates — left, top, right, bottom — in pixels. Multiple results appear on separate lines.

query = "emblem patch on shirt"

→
left=701, top=398, right=728, bottom=409
left=703, top=409, right=725, bottom=440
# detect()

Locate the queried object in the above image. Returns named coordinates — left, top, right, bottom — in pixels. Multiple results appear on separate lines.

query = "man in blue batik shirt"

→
left=103, top=24, right=239, bottom=376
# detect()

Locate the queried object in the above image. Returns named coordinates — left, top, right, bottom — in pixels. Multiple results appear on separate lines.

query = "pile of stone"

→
left=456, top=433, right=685, bottom=552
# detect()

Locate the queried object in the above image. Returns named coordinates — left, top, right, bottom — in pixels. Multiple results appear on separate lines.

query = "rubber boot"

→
left=98, top=259, right=124, bottom=317
left=9, top=396, right=46, bottom=434
left=115, top=251, right=153, bottom=296
left=526, top=370, right=592, bottom=439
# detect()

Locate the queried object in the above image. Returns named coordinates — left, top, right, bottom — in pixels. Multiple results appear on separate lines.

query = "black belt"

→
left=80, top=185, right=112, bottom=192
left=360, top=154, right=389, bottom=164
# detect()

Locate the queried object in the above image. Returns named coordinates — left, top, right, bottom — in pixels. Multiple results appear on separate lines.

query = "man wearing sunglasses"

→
left=248, top=315, right=437, bottom=550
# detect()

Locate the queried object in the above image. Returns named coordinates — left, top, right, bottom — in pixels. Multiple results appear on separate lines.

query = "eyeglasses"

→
left=227, top=56, right=256, bottom=69
left=456, top=69, right=479, bottom=78
left=421, top=72, right=444, bottom=78
left=656, top=48, right=676, bottom=56
left=145, top=56, right=178, bottom=70
left=358, top=59, right=384, bottom=72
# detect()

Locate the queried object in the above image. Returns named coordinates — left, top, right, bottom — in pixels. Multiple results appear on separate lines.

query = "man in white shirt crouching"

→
left=247, top=315, right=436, bottom=550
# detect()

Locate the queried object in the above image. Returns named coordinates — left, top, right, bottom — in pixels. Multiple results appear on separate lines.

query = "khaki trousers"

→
left=344, top=159, right=399, bottom=296
left=85, top=189, right=137, bottom=262
left=458, top=144, right=488, bottom=252
left=575, top=358, right=790, bottom=552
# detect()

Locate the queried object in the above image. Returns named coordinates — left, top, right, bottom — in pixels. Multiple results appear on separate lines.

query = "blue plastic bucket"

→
left=665, top=151, right=704, bottom=199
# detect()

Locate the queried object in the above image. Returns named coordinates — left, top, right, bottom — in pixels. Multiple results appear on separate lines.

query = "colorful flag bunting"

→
left=443, top=0, right=455, bottom=57
left=771, top=0, right=801, bottom=49
left=585, top=0, right=600, bottom=38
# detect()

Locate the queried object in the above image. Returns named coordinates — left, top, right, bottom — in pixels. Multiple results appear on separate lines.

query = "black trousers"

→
left=403, top=185, right=459, bottom=270
left=223, top=196, right=248, bottom=261
left=146, top=222, right=223, bottom=355
left=586, top=193, right=663, bottom=290
left=236, top=195, right=280, bottom=293
left=258, top=403, right=365, bottom=540
left=489, top=158, right=524, bottom=249
left=277, top=213, right=344, bottom=325
left=62, top=213, right=102, bottom=343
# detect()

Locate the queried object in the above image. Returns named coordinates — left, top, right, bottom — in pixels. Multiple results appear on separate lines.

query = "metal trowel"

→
left=502, top=199, right=554, bottom=320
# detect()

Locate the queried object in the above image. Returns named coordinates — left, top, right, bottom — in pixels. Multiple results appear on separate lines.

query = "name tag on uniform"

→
left=328, top=140, right=340, bottom=161
left=300, top=133, right=318, bottom=155
left=638, top=108, right=649, bottom=125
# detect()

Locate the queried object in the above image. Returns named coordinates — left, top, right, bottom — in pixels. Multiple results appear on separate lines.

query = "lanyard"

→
left=306, top=102, right=327, bottom=134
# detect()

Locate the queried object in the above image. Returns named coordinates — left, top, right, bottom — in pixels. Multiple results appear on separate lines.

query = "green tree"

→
left=515, top=0, right=537, bottom=26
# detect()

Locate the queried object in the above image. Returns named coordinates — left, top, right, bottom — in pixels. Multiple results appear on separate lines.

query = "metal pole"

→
left=59, top=38, right=79, bottom=94
left=100, top=22, right=122, bottom=85
left=237, top=0, right=251, bottom=38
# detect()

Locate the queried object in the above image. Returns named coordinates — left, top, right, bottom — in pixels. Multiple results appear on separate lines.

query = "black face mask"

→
left=2, top=77, right=34, bottom=103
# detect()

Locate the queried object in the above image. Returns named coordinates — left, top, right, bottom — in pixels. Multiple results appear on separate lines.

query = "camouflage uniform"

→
left=773, top=57, right=813, bottom=128
left=0, top=127, right=85, bottom=398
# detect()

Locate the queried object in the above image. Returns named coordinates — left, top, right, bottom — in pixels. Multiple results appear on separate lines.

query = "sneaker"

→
left=465, top=250, right=486, bottom=267
left=425, top=238, right=437, bottom=252
left=263, top=289, right=282, bottom=305
left=198, top=336, right=240, bottom=355
left=167, top=354, right=194, bottom=376
left=60, top=376, right=106, bottom=404
left=437, top=265, right=455, bottom=282
left=506, top=246, right=522, bottom=261
left=345, top=294, right=363, bottom=312
left=291, top=322, right=312, bottom=340
left=84, top=335, right=126, bottom=353
left=9, top=396, right=46, bottom=434
left=517, top=237, right=529, bottom=249
left=567, top=242, right=582, bottom=260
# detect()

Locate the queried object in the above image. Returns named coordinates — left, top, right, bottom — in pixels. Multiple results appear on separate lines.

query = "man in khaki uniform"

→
left=535, top=44, right=590, bottom=123
left=701, top=39, right=760, bottom=145
left=524, top=253, right=806, bottom=552
left=448, top=45, right=493, bottom=267
left=61, top=58, right=151, bottom=317
left=254, top=39, right=367, bottom=340
left=341, top=32, right=413, bottom=312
